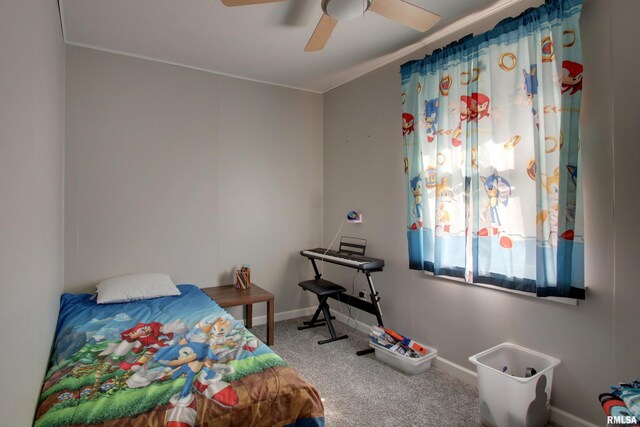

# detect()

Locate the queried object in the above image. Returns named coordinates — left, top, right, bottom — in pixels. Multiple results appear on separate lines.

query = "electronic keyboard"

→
left=300, top=248, right=385, bottom=272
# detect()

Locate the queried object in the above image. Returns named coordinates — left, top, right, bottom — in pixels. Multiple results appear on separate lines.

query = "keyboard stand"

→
left=336, top=271, right=382, bottom=356
left=298, top=256, right=384, bottom=356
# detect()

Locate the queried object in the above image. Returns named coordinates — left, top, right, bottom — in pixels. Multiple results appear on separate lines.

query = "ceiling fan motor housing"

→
left=322, top=0, right=373, bottom=21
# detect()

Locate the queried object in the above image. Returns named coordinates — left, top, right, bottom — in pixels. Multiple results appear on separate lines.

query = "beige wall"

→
left=65, top=46, right=322, bottom=317
left=0, top=0, right=66, bottom=424
left=6, top=1, right=635, bottom=424
left=323, top=0, right=637, bottom=424
left=611, top=0, right=640, bottom=385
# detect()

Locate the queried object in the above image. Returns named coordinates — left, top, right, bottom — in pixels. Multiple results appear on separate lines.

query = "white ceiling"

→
left=60, top=0, right=518, bottom=93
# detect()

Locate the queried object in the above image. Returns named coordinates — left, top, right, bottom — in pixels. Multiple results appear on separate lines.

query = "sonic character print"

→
left=155, top=342, right=209, bottom=427
left=523, top=65, right=540, bottom=128
left=424, top=98, right=439, bottom=143
left=479, top=170, right=513, bottom=249
left=410, top=174, right=424, bottom=230
left=157, top=332, right=240, bottom=427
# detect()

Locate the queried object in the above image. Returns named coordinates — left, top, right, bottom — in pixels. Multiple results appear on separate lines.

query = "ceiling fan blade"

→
left=369, top=0, right=441, bottom=32
left=220, top=0, right=287, bottom=6
left=305, top=14, right=338, bottom=52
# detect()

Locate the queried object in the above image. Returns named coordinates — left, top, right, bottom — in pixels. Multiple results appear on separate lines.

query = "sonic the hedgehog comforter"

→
left=35, top=285, right=324, bottom=427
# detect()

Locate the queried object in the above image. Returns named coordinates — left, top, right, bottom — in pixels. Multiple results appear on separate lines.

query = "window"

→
left=401, top=0, right=584, bottom=299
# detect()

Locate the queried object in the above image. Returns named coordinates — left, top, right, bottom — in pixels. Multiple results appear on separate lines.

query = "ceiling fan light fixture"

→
left=322, top=0, right=372, bottom=22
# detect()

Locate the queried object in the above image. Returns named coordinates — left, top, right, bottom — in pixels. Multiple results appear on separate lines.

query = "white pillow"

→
left=96, top=273, right=181, bottom=304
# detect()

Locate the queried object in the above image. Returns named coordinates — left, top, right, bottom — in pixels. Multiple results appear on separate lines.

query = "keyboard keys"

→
left=300, top=248, right=384, bottom=271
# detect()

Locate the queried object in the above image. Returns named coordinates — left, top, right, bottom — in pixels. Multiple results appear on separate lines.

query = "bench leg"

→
left=317, top=300, right=348, bottom=345
left=298, top=293, right=348, bottom=345
left=298, top=303, right=327, bottom=330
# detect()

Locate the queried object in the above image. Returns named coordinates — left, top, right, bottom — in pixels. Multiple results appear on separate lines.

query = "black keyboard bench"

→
left=298, top=279, right=348, bottom=345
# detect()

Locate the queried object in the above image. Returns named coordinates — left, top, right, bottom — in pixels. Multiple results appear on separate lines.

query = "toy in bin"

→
left=369, top=326, right=437, bottom=374
left=369, top=326, right=428, bottom=358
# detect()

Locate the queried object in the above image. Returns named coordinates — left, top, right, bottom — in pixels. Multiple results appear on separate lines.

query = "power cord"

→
left=338, top=270, right=361, bottom=332
left=321, top=215, right=362, bottom=332
left=320, top=218, right=346, bottom=276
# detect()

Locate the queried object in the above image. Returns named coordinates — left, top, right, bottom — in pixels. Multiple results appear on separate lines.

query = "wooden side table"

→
left=200, top=284, right=275, bottom=346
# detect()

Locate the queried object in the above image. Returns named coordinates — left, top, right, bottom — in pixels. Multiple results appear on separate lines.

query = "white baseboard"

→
left=548, top=407, right=599, bottom=427
left=330, top=308, right=373, bottom=335
left=431, top=358, right=599, bottom=427
left=327, top=315, right=598, bottom=427
left=240, top=305, right=317, bottom=327
left=432, top=355, right=479, bottom=385
left=242, top=305, right=372, bottom=336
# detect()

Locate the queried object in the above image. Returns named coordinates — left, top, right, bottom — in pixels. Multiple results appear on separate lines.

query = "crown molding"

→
left=64, top=41, right=324, bottom=95
left=59, top=1, right=322, bottom=95
left=59, top=0, right=534, bottom=94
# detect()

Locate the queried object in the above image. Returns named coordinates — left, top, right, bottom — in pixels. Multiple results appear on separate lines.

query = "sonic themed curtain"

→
left=401, top=0, right=584, bottom=299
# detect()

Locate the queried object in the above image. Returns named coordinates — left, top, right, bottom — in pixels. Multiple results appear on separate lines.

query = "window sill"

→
left=423, top=271, right=579, bottom=306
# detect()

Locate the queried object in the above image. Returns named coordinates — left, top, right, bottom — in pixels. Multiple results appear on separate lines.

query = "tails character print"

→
left=536, top=167, right=560, bottom=246
left=435, top=177, right=454, bottom=236
left=536, top=166, right=576, bottom=244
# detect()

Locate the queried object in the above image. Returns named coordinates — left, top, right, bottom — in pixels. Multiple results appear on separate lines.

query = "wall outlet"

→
left=347, top=211, right=363, bottom=223
left=358, top=290, right=367, bottom=300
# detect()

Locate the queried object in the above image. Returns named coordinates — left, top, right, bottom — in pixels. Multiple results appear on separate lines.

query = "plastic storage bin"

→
left=370, top=341, right=437, bottom=375
left=469, top=343, right=561, bottom=427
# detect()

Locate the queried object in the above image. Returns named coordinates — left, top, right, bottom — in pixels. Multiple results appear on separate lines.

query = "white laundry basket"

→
left=469, top=343, right=560, bottom=427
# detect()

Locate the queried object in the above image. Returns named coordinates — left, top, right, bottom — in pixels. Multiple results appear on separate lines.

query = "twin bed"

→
left=35, top=284, right=324, bottom=426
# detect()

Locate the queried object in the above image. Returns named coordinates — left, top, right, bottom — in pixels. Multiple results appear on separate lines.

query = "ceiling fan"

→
left=220, top=0, right=441, bottom=52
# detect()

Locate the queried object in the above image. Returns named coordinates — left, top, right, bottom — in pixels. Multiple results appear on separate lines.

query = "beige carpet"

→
left=252, top=318, right=562, bottom=427
left=253, top=318, right=483, bottom=426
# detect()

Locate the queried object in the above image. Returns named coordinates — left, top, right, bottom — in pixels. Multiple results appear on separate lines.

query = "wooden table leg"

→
left=245, top=304, right=253, bottom=329
left=267, top=299, right=274, bottom=346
